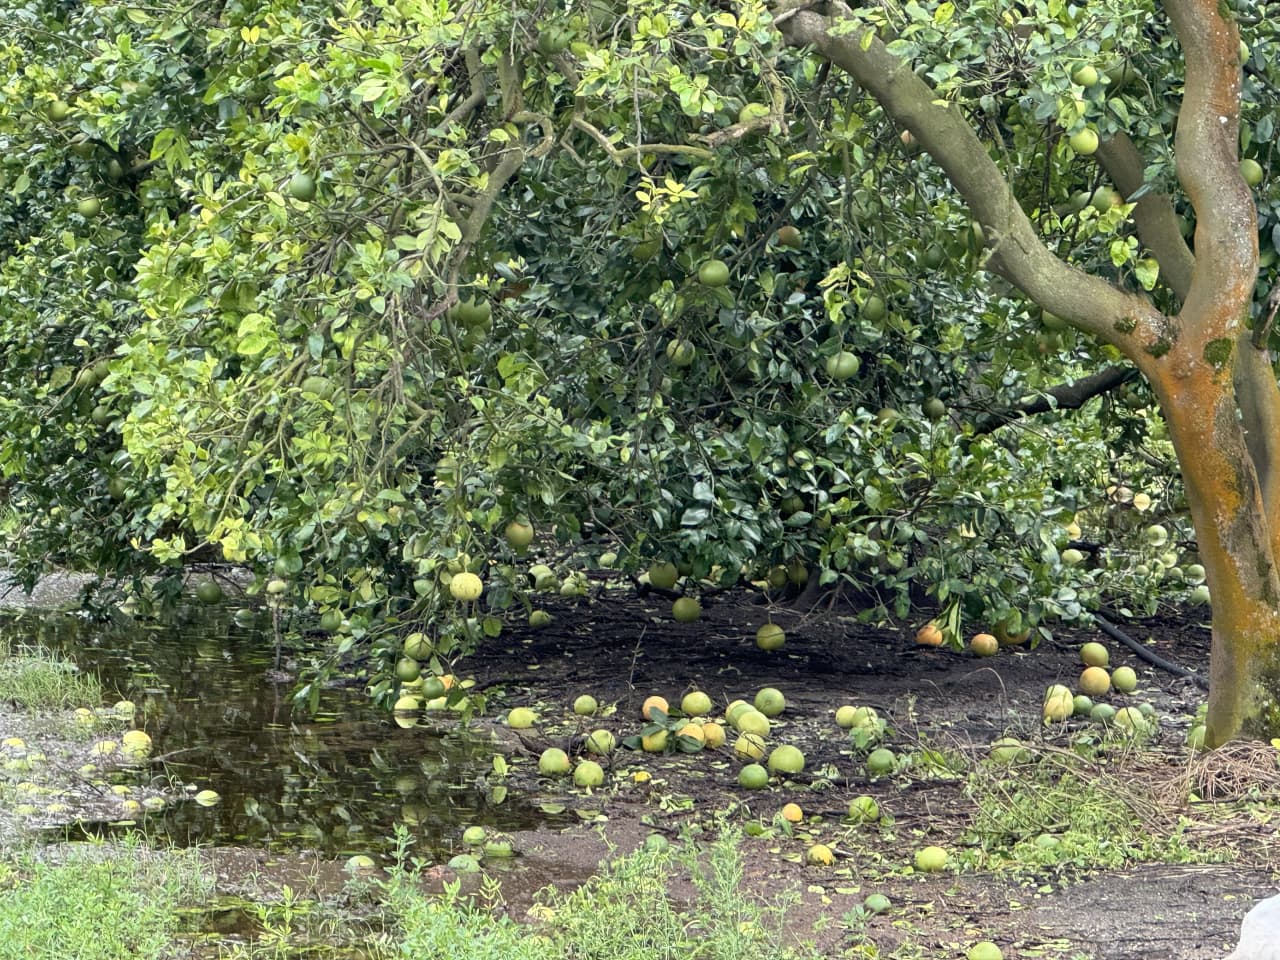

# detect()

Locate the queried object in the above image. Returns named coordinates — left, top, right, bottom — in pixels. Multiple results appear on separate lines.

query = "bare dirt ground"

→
left=442, top=585, right=1279, bottom=960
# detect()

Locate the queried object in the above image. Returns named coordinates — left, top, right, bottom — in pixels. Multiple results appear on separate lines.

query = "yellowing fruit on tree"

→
left=449, top=572, right=483, bottom=601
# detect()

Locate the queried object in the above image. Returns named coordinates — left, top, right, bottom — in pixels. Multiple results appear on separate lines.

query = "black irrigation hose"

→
left=1091, top=610, right=1210, bottom=690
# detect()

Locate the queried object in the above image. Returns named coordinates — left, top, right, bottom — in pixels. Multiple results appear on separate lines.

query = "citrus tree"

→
left=1, top=0, right=1277, bottom=743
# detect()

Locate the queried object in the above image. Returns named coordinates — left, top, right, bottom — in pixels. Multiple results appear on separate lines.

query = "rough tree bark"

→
left=776, top=0, right=1280, bottom=744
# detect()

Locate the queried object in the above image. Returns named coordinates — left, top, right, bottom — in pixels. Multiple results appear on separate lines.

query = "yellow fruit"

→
left=767, top=744, right=805, bottom=775
left=734, top=733, right=766, bottom=761
left=676, top=722, right=705, bottom=744
left=1112, top=665, right=1138, bottom=693
left=701, top=721, right=726, bottom=748
left=48, top=99, right=72, bottom=121
left=754, top=687, right=786, bottom=717
left=641, top=695, right=669, bottom=720
left=736, top=710, right=771, bottom=737
left=681, top=691, right=712, bottom=716
left=725, top=699, right=752, bottom=725
left=835, top=705, right=858, bottom=729
left=585, top=729, right=615, bottom=754
left=1068, top=127, right=1099, bottom=155
left=1043, top=684, right=1074, bottom=723
left=806, top=844, right=835, bottom=865
left=672, top=597, right=702, bottom=622
left=781, top=802, right=803, bottom=823
left=449, top=572, right=483, bottom=601
left=969, top=633, right=998, bottom=657
left=916, top=623, right=944, bottom=646
left=914, top=845, right=948, bottom=872
left=756, top=623, right=785, bottom=651
left=507, top=707, right=537, bottom=729
left=573, top=694, right=598, bottom=715
left=665, top=339, right=696, bottom=367
left=504, top=520, right=534, bottom=549
left=538, top=748, right=571, bottom=775
left=1078, top=666, right=1111, bottom=697
left=641, top=729, right=669, bottom=752
left=573, top=760, right=605, bottom=787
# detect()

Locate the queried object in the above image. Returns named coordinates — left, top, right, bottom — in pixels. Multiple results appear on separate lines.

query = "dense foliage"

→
left=2, top=1, right=1277, bottom=708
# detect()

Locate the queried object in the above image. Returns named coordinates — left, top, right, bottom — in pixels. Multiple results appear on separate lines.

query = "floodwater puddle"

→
left=3, top=602, right=543, bottom=860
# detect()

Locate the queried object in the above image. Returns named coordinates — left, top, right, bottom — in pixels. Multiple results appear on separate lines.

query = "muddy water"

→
left=3, top=599, right=541, bottom=859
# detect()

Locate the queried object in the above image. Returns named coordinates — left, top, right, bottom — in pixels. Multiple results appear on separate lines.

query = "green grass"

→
left=0, top=639, right=102, bottom=710
left=0, top=838, right=210, bottom=960
left=383, top=829, right=818, bottom=960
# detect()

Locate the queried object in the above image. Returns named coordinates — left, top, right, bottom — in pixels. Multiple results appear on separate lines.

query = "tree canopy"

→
left=3, top=0, right=1278, bottom=739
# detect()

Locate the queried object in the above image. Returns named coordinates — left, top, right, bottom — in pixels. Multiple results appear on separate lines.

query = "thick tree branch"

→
left=1094, top=132, right=1195, bottom=303
left=970, top=365, right=1138, bottom=435
left=1164, top=0, right=1256, bottom=345
left=774, top=1, right=1168, bottom=374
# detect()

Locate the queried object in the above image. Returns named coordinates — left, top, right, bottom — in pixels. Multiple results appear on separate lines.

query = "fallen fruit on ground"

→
left=701, top=721, right=726, bottom=748
left=767, top=744, right=805, bottom=775
left=573, top=760, right=605, bottom=787
left=738, top=763, right=769, bottom=789
left=805, top=843, right=835, bottom=865
left=507, top=707, right=537, bottom=729
left=754, top=687, right=786, bottom=717
left=641, top=729, right=669, bottom=752
left=1080, top=641, right=1110, bottom=667
left=835, top=705, right=858, bottom=728
left=462, top=826, right=487, bottom=845
left=967, top=942, right=1004, bottom=960
left=989, top=737, right=1031, bottom=764
left=848, top=795, right=880, bottom=822
left=585, top=728, right=615, bottom=754
left=681, top=690, right=712, bottom=716
left=648, top=561, right=679, bottom=590
left=672, top=597, right=702, bottom=622
left=1112, top=665, right=1138, bottom=692
left=781, top=802, right=803, bottom=823
left=1114, top=706, right=1150, bottom=736
left=734, top=733, right=767, bottom=761
left=573, top=694, right=598, bottom=715
left=1091, top=703, right=1117, bottom=722
left=641, top=695, right=669, bottom=720
left=538, top=748, right=571, bottom=775
left=863, top=893, right=891, bottom=914
left=1073, top=695, right=1094, bottom=716
left=736, top=710, right=771, bottom=737
left=676, top=722, right=705, bottom=745
left=756, top=623, right=786, bottom=651
left=914, top=845, right=949, bottom=872
left=1043, top=684, right=1074, bottom=723
left=970, top=633, right=998, bottom=657
left=866, top=747, right=896, bottom=776
left=642, top=834, right=669, bottom=853
left=1079, top=666, right=1111, bottom=697
left=344, top=855, right=376, bottom=874
left=915, top=622, right=944, bottom=646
